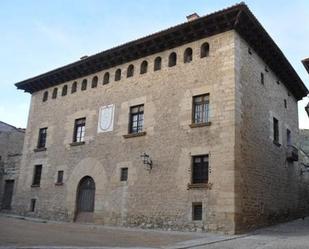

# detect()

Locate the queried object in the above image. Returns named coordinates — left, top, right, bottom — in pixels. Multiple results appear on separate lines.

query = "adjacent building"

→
left=13, top=3, right=309, bottom=233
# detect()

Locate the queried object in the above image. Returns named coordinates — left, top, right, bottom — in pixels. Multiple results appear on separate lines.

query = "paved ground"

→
left=1, top=214, right=309, bottom=248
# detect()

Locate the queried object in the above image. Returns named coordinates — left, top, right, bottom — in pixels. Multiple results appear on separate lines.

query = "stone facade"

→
left=13, top=5, right=309, bottom=234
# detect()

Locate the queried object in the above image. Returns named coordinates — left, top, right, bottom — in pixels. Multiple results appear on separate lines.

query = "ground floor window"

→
left=192, top=203, right=203, bottom=221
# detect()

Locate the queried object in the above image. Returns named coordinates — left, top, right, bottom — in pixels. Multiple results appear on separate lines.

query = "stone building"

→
left=302, top=58, right=309, bottom=116
left=0, top=121, right=25, bottom=210
left=13, top=3, right=309, bottom=233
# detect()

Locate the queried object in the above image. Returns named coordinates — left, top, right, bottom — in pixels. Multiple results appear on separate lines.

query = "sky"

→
left=0, top=0, right=308, bottom=129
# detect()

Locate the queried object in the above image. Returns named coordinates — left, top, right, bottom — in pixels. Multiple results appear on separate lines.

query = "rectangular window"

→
left=120, top=168, right=128, bottom=181
left=273, top=117, right=279, bottom=144
left=73, top=118, right=86, bottom=143
left=192, top=203, right=202, bottom=221
left=37, top=128, right=47, bottom=148
left=192, top=155, right=209, bottom=184
left=57, top=170, right=64, bottom=184
left=129, top=105, right=144, bottom=134
left=287, top=129, right=291, bottom=146
left=30, top=199, right=36, bottom=212
left=32, top=165, right=42, bottom=186
left=261, top=72, right=264, bottom=85
left=193, top=94, right=209, bottom=124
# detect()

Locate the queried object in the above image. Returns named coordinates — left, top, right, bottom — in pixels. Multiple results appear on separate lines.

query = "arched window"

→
left=71, top=81, right=77, bottom=93
left=103, top=72, right=110, bottom=85
left=91, top=76, right=98, bottom=88
left=154, top=57, right=162, bottom=71
left=168, top=52, right=177, bottom=67
left=115, top=69, right=121, bottom=81
left=127, top=64, right=134, bottom=78
left=62, top=85, right=68, bottom=96
left=42, top=91, right=48, bottom=102
left=201, top=42, right=209, bottom=58
left=140, top=60, right=148, bottom=74
left=52, top=88, right=58, bottom=99
left=81, top=79, right=87, bottom=91
left=184, top=48, right=193, bottom=63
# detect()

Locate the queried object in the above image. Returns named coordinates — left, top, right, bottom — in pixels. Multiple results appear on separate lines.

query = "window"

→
left=154, top=57, right=162, bottom=71
left=192, top=155, right=209, bottom=184
left=193, top=94, right=209, bottom=124
left=248, top=47, right=252, bottom=55
left=192, top=203, right=202, bottom=221
left=184, top=47, right=193, bottom=63
left=91, top=76, right=98, bottom=88
left=287, top=129, right=291, bottom=146
left=62, top=85, right=68, bottom=96
left=42, top=91, right=48, bottom=102
left=140, top=60, right=148, bottom=74
left=103, top=72, right=110, bottom=85
left=71, top=81, right=77, bottom=93
left=273, top=117, right=279, bottom=144
left=168, top=52, right=177, bottom=67
left=115, top=69, right=121, bottom=81
left=127, top=64, right=134, bottom=78
left=200, top=42, right=209, bottom=58
left=81, top=79, right=87, bottom=91
left=32, top=165, right=42, bottom=186
left=284, top=99, right=287, bottom=109
left=52, top=88, right=58, bottom=99
left=30, top=199, right=36, bottom=212
left=120, top=168, right=128, bottom=181
left=73, top=118, right=86, bottom=143
left=37, top=128, right=47, bottom=149
left=56, top=170, right=64, bottom=184
left=129, top=105, right=144, bottom=134
left=260, top=72, right=264, bottom=85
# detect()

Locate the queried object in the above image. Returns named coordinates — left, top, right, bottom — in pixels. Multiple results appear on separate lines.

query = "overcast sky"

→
left=0, top=0, right=308, bottom=129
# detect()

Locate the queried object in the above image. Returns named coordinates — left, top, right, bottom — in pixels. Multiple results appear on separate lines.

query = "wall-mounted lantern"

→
left=140, top=153, right=152, bottom=171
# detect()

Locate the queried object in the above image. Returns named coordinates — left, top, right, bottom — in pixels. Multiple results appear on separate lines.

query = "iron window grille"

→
left=193, top=94, right=210, bottom=124
left=37, top=128, right=47, bottom=148
left=192, top=203, right=203, bottom=221
left=120, top=168, right=128, bottom=181
left=129, top=105, right=144, bottom=134
left=192, top=155, right=209, bottom=184
left=73, top=118, right=86, bottom=143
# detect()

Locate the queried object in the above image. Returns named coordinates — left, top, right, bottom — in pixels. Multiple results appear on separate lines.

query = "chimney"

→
left=186, top=13, right=200, bottom=22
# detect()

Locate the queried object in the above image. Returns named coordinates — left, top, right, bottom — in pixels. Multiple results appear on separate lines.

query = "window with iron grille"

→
left=32, top=165, right=42, bottom=186
left=30, top=199, right=36, bottom=212
left=273, top=117, right=279, bottom=144
left=37, top=128, right=47, bottom=148
left=120, top=168, right=128, bottom=181
left=73, top=118, right=86, bottom=143
left=129, top=105, right=144, bottom=134
left=57, top=170, right=64, bottom=184
left=192, top=203, right=202, bottom=221
left=192, top=155, right=209, bottom=184
left=193, top=94, right=209, bottom=124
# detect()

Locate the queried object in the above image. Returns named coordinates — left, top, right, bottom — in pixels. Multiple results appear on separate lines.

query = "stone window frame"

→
left=32, top=165, right=42, bottom=187
left=72, top=117, right=86, bottom=144
left=190, top=93, right=211, bottom=128
left=128, top=104, right=144, bottom=134
left=91, top=76, right=98, bottom=88
left=200, top=42, right=210, bottom=58
left=168, top=52, right=177, bottom=67
left=42, top=91, right=48, bottom=102
left=140, top=60, right=148, bottom=74
left=71, top=81, right=77, bottom=93
left=154, top=56, right=162, bottom=71
left=184, top=47, right=193, bottom=63
left=120, top=167, right=128, bottom=182
left=62, top=85, right=68, bottom=96
left=52, top=88, right=58, bottom=99
left=192, top=202, right=203, bottom=221
left=103, top=72, right=110, bottom=85
left=127, top=64, right=134, bottom=78
left=36, top=127, right=47, bottom=150
left=55, top=170, right=64, bottom=185
left=81, top=79, right=87, bottom=91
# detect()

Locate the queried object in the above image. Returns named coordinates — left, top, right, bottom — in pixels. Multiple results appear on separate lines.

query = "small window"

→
left=284, top=99, right=287, bottom=109
left=273, top=117, right=279, bottom=144
left=200, top=42, right=209, bottom=58
left=71, top=81, right=77, bottom=93
left=193, top=94, right=210, bottom=124
left=287, top=129, right=291, bottom=146
left=73, top=118, right=86, bottom=143
left=260, top=73, right=264, bottom=85
left=42, top=91, right=48, bottom=102
left=127, top=64, right=134, bottom=78
left=184, top=48, right=193, bottom=63
left=32, top=165, right=42, bottom=186
left=154, top=57, right=162, bottom=71
left=120, top=168, right=128, bottom=181
left=52, top=88, right=58, bottom=99
left=81, top=79, right=87, bottom=91
left=91, top=76, right=98, bottom=88
left=168, top=52, right=177, bottom=67
left=103, top=72, right=110, bottom=85
left=192, top=155, right=209, bottom=184
left=192, top=203, right=202, bottom=221
left=115, top=69, right=121, bottom=81
left=129, top=105, right=144, bottom=134
left=30, top=199, right=36, bottom=212
left=56, top=170, right=64, bottom=184
left=248, top=47, right=252, bottom=55
left=140, top=60, right=148, bottom=74
left=37, top=128, right=47, bottom=149
left=62, top=85, right=68, bottom=96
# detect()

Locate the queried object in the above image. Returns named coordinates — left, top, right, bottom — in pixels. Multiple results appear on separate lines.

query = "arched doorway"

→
left=75, top=176, right=95, bottom=222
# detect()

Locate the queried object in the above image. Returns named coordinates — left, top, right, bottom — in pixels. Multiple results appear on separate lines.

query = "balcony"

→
left=286, top=145, right=299, bottom=162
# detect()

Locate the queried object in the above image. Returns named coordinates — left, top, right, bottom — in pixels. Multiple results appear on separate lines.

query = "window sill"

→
left=187, top=183, right=212, bottom=190
left=273, top=141, right=281, bottom=147
left=123, top=132, right=146, bottom=139
left=55, top=182, right=64, bottom=186
left=70, top=141, right=85, bottom=146
left=31, top=184, right=40, bottom=188
left=34, top=147, right=47, bottom=152
left=189, top=122, right=211, bottom=128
